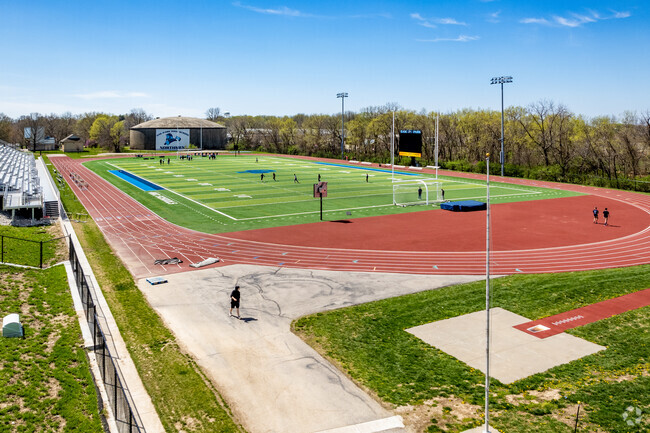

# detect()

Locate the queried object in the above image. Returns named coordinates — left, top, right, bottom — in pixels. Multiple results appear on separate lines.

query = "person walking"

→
left=261, top=173, right=264, bottom=182
left=441, top=188, right=445, bottom=201
left=318, top=173, right=321, bottom=182
left=229, top=285, right=241, bottom=319
left=294, top=174, right=299, bottom=183
left=418, top=186, right=422, bottom=200
left=366, top=173, right=369, bottom=182
left=272, top=172, right=276, bottom=181
left=603, top=208, right=610, bottom=226
left=593, top=206, right=599, bottom=224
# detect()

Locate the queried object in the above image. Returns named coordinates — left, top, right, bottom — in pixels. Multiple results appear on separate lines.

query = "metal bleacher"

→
left=0, top=144, right=45, bottom=216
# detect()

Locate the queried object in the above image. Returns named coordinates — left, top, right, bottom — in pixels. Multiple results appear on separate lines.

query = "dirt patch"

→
left=505, top=388, right=562, bottom=405
left=550, top=403, right=608, bottom=433
left=45, top=377, right=61, bottom=399
left=395, top=396, right=482, bottom=432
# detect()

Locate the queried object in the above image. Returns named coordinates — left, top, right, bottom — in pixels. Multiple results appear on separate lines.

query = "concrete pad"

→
left=314, top=415, right=404, bottom=433
left=406, top=307, right=605, bottom=384
left=138, top=264, right=483, bottom=433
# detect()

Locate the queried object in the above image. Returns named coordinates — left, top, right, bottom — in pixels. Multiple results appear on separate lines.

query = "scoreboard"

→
left=398, top=130, right=422, bottom=157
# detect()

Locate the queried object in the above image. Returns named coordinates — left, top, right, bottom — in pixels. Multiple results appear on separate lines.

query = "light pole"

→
left=490, top=76, right=512, bottom=177
left=337, top=92, right=348, bottom=159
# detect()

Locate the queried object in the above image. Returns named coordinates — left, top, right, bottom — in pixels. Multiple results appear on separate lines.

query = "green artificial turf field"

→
left=84, top=154, right=582, bottom=234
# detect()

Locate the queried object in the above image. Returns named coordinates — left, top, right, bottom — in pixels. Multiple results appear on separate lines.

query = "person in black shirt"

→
left=593, top=206, right=599, bottom=224
left=603, top=208, right=610, bottom=226
left=229, top=285, right=241, bottom=319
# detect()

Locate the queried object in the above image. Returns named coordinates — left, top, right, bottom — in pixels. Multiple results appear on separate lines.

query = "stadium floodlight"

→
left=490, top=76, right=513, bottom=177
left=337, top=92, right=348, bottom=159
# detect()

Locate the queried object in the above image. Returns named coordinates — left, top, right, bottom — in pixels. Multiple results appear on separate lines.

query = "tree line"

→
left=1, top=101, right=648, bottom=190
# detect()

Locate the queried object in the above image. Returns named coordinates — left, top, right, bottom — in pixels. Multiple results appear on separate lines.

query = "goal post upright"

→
left=392, top=178, right=441, bottom=206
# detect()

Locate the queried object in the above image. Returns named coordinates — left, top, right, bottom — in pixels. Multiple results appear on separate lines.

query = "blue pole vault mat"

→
left=440, top=200, right=487, bottom=212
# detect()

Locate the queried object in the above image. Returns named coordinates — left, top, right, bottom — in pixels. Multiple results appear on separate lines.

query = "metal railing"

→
left=69, top=240, right=143, bottom=433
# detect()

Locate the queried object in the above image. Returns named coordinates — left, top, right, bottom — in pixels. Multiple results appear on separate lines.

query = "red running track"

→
left=49, top=155, right=650, bottom=279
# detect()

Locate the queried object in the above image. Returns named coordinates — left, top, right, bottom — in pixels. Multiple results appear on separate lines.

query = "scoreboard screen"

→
left=398, top=130, right=422, bottom=157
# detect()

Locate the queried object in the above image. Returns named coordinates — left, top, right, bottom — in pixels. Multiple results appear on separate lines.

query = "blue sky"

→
left=1, top=0, right=648, bottom=119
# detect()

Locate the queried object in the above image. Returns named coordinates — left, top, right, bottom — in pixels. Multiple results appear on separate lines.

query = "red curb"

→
left=514, top=288, right=650, bottom=338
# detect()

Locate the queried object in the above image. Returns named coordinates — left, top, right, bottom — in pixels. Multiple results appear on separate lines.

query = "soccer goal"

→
left=393, top=179, right=442, bottom=206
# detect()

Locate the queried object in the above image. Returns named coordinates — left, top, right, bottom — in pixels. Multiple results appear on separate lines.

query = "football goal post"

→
left=393, top=179, right=442, bottom=206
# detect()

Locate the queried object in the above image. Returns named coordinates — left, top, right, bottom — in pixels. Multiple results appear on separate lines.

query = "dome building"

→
left=130, top=116, right=227, bottom=151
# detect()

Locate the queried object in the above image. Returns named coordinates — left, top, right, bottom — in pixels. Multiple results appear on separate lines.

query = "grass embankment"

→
left=45, top=157, right=242, bottom=432
left=293, top=267, right=650, bottom=433
left=0, top=225, right=67, bottom=268
left=0, top=263, right=103, bottom=432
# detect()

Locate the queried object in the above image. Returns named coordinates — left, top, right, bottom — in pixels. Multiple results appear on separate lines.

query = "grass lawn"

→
left=83, top=154, right=582, bottom=233
left=293, top=266, right=650, bottom=433
left=0, top=263, right=104, bottom=432
left=0, top=224, right=67, bottom=268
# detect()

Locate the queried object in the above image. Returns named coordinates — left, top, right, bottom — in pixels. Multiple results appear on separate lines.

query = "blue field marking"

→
left=516, top=268, right=523, bottom=272
left=253, top=256, right=260, bottom=259
left=237, top=169, right=276, bottom=174
left=282, top=252, right=288, bottom=255
left=109, top=170, right=164, bottom=191
left=433, top=265, right=438, bottom=269
left=313, top=161, right=421, bottom=176
left=278, top=262, right=285, bottom=266
left=353, top=260, right=359, bottom=263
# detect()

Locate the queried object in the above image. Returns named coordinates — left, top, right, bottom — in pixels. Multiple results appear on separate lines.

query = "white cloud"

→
left=232, top=1, right=307, bottom=17
left=435, top=17, right=467, bottom=26
left=521, top=9, right=630, bottom=28
left=411, top=12, right=436, bottom=28
left=74, top=91, right=149, bottom=100
left=417, top=35, right=480, bottom=43
left=487, top=11, right=501, bottom=23
left=411, top=12, right=467, bottom=28
left=520, top=17, right=551, bottom=25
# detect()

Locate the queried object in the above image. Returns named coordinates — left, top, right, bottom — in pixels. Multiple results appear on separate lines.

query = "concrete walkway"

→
left=138, top=265, right=482, bottom=433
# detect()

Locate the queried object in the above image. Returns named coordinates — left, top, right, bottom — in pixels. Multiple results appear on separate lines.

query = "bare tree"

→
left=18, top=113, right=46, bottom=152
left=205, top=107, right=221, bottom=122
left=123, top=108, right=153, bottom=129
left=43, top=112, right=76, bottom=144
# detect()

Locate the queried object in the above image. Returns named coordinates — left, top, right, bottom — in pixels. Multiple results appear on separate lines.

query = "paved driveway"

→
left=138, top=265, right=482, bottom=433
